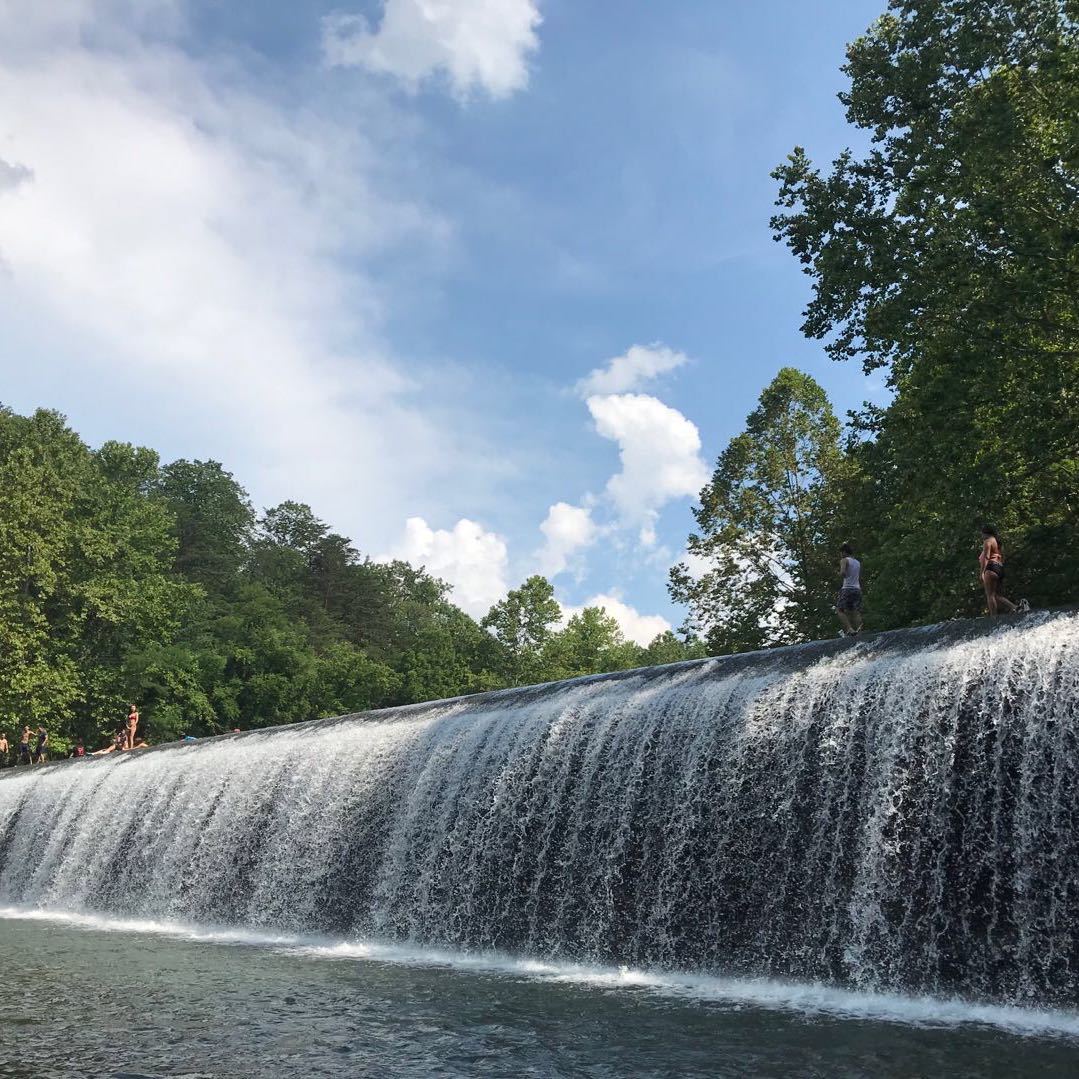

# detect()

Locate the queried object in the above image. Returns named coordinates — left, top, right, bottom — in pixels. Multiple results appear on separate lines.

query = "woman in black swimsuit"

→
left=979, top=524, right=1019, bottom=616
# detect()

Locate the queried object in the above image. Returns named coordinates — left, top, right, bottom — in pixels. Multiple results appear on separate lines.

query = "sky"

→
left=0, top=0, right=887, bottom=644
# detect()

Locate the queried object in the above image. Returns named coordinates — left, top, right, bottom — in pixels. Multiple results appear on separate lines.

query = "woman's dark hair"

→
left=981, top=524, right=999, bottom=539
left=840, top=542, right=854, bottom=556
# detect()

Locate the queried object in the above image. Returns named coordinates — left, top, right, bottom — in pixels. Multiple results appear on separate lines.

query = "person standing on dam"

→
left=835, top=543, right=864, bottom=637
left=125, top=704, right=140, bottom=751
left=979, top=525, right=1029, bottom=617
left=18, top=726, right=32, bottom=766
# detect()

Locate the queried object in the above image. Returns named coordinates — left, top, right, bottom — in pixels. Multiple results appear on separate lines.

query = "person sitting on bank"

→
left=979, top=525, right=1029, bottom=617
left=836, top=542, right=864, bottom=637
left=93, top=729, right=126, bottom=755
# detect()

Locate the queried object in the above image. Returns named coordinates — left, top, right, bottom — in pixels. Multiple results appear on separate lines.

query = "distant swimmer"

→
left=979, top=525, right=1029, bottom=617
left=835, top=542, right=864, bottom=637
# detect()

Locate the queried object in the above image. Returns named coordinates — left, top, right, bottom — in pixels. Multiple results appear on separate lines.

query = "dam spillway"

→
left=2, top=611, right=1078, bottom=1008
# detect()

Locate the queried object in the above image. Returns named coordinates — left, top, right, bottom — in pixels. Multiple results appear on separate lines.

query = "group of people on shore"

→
left=0, top=705, right=146, bottom=767
left=833, top=524, right=1030, bottom=637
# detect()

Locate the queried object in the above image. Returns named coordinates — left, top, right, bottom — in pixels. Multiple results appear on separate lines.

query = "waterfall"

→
left=2, top=611, right=1078, bottom=1006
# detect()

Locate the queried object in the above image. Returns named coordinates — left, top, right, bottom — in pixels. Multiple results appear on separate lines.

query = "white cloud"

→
left=587, top=393, right=709, bottom=546
left=322, top=0, right=541, bottom=100
left=0, top=1, right=495, bottom=555
left=536, top=501, right=597, bottom=577
left=560, top=593, right=670, bottom=647
left=576, top=343, right=688, bottom=397
left=381, top=517, right=509, bottom=618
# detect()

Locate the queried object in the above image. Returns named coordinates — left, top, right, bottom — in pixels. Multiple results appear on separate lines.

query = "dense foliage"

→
left=0, top=407, right=702, bottom=755
left=674, top=0, right=1079, bottom=652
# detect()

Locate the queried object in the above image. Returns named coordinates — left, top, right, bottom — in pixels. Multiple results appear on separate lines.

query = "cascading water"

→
left=2, top=611, right=1078, bottom=1008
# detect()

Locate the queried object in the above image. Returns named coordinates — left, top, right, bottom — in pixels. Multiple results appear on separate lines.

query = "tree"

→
left=481, top=575, right=562, bottom=686
left=157, top=459, right=254, bottom=592
left=0, top=408, right=197, bottom=745
left=543, top=607, right=643, bottom=678
left=771, top=0, right=1079, bottom=620
left=641, top=630, right=709, bottom=666
left=670, top=369, right=853, bottom=653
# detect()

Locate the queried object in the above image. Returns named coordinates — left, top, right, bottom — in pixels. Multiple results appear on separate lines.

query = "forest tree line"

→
left=672, top=0, right=1079, bottom=653
left=0, top=406, right=703, bottom=753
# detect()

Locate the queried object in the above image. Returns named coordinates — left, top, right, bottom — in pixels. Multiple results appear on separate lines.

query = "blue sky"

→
left=0, top=0, right=885, bottom=642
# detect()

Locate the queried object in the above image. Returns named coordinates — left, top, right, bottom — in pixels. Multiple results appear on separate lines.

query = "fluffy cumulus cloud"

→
left=536, top=501, right=597, bottom=577
left=382, top=517, right=509, bottom=618
left=560, top=593, right=670, bottom=647
left=587, top=393, right=709, bottom=545
left=575, top=343, right=688, bottom=397
left=322, top=0, right=541, bottom=99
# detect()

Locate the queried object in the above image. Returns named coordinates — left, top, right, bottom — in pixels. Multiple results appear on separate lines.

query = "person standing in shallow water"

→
left=18, top=725, right=32, bottom=765
left=979, top=525, right=1028, bottom=617
left=835, top=542, right=864, bottom=637
left=0, top=731, right=7, bottom=766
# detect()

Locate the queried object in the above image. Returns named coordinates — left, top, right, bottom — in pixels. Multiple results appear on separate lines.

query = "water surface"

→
left=1, top=911, right=1077, bottom=1078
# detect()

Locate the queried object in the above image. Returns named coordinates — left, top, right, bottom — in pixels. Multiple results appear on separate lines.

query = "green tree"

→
left=0, top=408, right=197, bottom=745
left=157, top=459, right=254, bottom=592
left=771, top=0, right=1079, bottom=621
left=481, top=575, right=562, bottom=686
left=641, top=630, right=709, bottom=666
left=396, top=605, right=503, bottom=703
left=543, top=607, right=643, bottom=678
left=670, top=369, right=853, bottom=653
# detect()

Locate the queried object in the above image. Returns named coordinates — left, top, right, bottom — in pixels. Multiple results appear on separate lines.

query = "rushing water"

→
left=1, top=610, right=1079, bottom=1024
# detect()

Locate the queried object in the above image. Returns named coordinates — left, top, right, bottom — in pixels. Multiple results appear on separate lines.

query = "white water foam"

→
left=3, top=904, right=1078, bottom=1041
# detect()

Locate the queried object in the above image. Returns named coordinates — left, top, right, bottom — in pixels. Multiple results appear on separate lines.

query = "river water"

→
left=1, top=909, right=1077, bottom=1078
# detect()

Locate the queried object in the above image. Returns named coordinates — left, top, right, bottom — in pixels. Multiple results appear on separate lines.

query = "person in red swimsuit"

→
left=979, top=525, right=1026, bottom=617
left=125, top=704, right=140, bottom=751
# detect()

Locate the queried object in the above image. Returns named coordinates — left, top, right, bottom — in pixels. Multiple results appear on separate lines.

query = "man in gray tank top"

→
left=836, top=542, right=863, bottom=637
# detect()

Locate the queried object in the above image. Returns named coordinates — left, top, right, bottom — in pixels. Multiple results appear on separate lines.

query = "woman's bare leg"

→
left=983, top=571, right=998, bottom=615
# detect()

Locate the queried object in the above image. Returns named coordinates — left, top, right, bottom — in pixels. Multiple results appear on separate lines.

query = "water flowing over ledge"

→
left=2, top=610, right=1078, bottom=1009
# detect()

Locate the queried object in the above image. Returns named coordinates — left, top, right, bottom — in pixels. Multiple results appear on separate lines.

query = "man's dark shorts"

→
left=837, top=587, right=863, bottom=613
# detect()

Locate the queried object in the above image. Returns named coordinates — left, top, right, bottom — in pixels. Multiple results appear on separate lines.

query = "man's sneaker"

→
left=1017, top=598, right=1031, bottom=615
